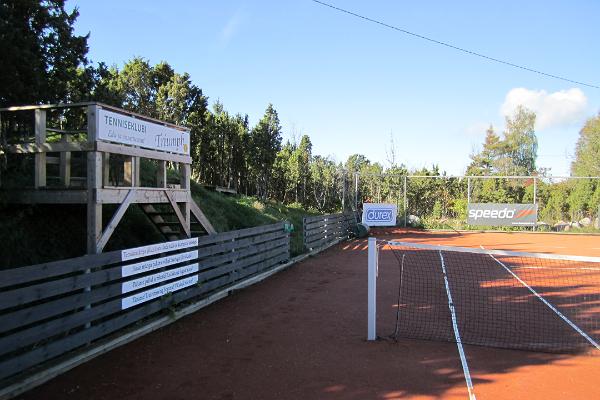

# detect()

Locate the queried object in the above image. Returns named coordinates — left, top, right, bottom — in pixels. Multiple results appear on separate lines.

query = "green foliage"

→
left=571, top=113, right=600, bottom=176
left=468, top=106, right=537, bottom=176
left=0, top=0, right=89, bottom=106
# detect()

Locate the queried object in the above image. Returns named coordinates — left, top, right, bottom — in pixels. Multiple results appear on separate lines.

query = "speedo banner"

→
left=467, top=203, right=537, bottom=226
left=362, top=203, right=397, bottom=226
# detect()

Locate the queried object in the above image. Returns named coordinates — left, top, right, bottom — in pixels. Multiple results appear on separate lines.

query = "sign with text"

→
left=467, top=203, right=537, bottom=226
left=121, top=250, right=198, bottom=277
left=97, top=108, right=190, bottom=155
left=362, top=203, right=397, bottom=226
left=122, top=263, right=199, bottom=294
left=121, top=275, right=198, bottom=310
left=121, top=238, right=198, bottom=261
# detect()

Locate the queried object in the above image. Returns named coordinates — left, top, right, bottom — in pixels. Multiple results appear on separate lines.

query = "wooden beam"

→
left=1, top=189, right=87, bottom=204
left=96, top=189, right=136, bottom=252
left=102, top=153, right=110, bottom=187
left=95, top=141, right=191, bottom=164
left=123, top=156, right=132, bottom=186
left=96, top=188, right=189, bottom=204
left=4, top=142, right=92, bottom=154
left=156, top=160, right=167, bottom=188
left=59, top=137, right=71, bottom=187
left=180, top=163, right=190, bottom=189
left=34, top=109, right=46, bottom=188
left=190, top=195, right=216, bottom=234
left=164, top=190, right=190, bottom=237
left=87, top=104, right=102, bottom=255
left=133, top=156, right=141, bottom=187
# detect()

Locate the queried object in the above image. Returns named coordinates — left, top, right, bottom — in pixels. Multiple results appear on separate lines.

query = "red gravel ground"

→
left=17, top=231, right=600, bottom=400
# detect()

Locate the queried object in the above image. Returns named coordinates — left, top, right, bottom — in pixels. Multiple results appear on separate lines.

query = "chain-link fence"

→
left=353, top=173, right=600, bottom=231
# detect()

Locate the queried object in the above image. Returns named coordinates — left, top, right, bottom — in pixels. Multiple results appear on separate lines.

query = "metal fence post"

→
left=355, top=172, right=359, bottom=210
left=403, top=176, right=407, bottom=227
left=367, top=237, right=377, bottom=341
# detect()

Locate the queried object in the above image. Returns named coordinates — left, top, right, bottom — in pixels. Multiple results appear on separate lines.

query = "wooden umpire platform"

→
left=0, top=102, right=215, bottom=255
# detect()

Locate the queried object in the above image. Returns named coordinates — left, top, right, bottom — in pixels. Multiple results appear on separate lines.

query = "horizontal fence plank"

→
left=0, top=247, right=290, bottom=381
left=0, top=223, right=291, bottom=383
left=0, top=242, right=289, bottom=357
left=303, top=212, right=357, bottom=251
left=0, top=251, right=121, bottom=289
left=196, top=222, right=285, bottom=247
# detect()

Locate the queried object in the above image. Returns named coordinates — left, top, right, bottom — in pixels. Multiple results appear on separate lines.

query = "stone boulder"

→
left=579, top=217, right=592, bottom=227
left=407, top=215, right=421, bottom=227
left=553, top=221, right=569, bottom=232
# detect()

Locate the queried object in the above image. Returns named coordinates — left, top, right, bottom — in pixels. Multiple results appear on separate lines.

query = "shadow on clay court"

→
left=16, top=238, right=600, bottom=400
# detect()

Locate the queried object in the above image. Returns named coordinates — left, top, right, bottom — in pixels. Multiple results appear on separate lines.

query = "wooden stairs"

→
left=140, top=198, right=216, bottom=241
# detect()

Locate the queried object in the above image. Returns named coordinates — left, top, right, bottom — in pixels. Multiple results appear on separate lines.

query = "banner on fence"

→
left=362, top=203, right=397, bottom=226
left=121, top=275, right=198, bottom=310
left=467, top=203, right=537, bottom=226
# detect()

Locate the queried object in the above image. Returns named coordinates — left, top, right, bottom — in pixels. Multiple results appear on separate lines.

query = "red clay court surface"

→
left=17, top=229, right=600, bottom=400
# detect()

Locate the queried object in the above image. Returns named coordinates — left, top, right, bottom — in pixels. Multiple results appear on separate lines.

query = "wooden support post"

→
left=59, top=136, right=71, bottom=187
left=34, top=109, right=46, bottom=188
left=165, top=190, right=190, bottom=238
left=86, top=105, right=102, bottom=255
left=123, top=157, right=132, bottom=186
left=102, top=153, right=110, bottom=187
left=180, top=163, right=191, bottom=228
left=157, top=160, right=167, bottom=188
left=134, top=156, right=141, bottom=187
left=96, top=189, right=136, bottom=252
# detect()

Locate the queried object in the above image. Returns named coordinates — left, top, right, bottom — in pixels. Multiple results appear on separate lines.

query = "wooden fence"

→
left=0, top=222, right=289, bottom=384
left=303, top=211, right=360, bottom=251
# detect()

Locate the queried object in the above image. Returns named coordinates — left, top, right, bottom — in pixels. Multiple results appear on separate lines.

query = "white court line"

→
left=482, top=246, right=600, bottom=352
left=438, top=251, right=477, bottom=400
left=511, top=266, right=600, bottom=271
left=386, top=241, right=600, bottom=263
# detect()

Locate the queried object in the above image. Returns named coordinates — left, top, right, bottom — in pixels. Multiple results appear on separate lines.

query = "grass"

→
left=0, top=178, right=320, bottom=268
left=190, top=182, right=318, bottom=255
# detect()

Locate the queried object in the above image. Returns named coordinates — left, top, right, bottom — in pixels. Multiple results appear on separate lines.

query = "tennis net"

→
left=375, top=240, right=600, bottom=354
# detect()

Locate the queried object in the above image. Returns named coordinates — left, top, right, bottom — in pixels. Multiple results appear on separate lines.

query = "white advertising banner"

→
left=362, top=203, right=397, bottom=226
left=121, top=238, right=198, bottom=261
left=97, top=108, right=190, bottom=155
left=121, top=263, right=199, bottom=294
left=121, top=275, right=198, bottom=310
left=121, top=250, right=198, bottom=277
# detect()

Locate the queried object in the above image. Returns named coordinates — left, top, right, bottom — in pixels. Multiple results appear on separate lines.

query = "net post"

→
left=368, top=237, right=377, bottom=340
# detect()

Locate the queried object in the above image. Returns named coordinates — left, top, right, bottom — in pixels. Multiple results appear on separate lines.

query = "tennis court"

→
left=17, top=230, right=600, bottom=400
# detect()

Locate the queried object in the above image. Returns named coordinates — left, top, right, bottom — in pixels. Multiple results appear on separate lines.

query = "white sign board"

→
left=122, top=263, right=199, bottom=294
left=362, top=203, right=397, bottom=226
left=121, top=250, right=198, bottom=277
left=97, top=108, right=190, bottom=155
left=121, top=275, right=198, bottom=310
left=121, top=238, right=198, bottom=261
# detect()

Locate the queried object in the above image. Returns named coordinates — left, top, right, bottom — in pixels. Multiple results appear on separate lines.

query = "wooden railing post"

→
left=34, top=109, right=46, bottom=188
left=86, top=104, right=102, bottom=255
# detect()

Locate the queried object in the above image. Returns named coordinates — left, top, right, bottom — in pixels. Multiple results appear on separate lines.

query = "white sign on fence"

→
left=122, top=263, right=199, bottom=293
left=121, top=250, right=198, bottom=277
left=97, top=108, right=190, bottom=155
left=362, top=203, right=397, bottom=226
left=121, top=275, right=198, bottom=310
left=121, top=238, right=198, bottom=261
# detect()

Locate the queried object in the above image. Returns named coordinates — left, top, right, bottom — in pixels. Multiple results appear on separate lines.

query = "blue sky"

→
left=67, top=0, right=600, bottom=176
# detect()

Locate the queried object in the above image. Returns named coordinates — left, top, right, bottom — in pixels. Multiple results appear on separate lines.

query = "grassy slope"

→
left=0, top=182, right=318, bottom=268
left=191, top=183, right=316, bottom=256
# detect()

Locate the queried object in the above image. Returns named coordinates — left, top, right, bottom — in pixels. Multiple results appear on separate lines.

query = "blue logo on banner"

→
left=366, top=209, right=393, bottom=222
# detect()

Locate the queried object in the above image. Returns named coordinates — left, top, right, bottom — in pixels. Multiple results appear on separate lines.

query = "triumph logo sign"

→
left=362, top=203, right=397, bottom=226
left=467, top=203, right=537, bottom=226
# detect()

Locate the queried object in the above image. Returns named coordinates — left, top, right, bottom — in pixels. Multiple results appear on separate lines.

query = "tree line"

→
left=1, top=1, right=599, bottom=222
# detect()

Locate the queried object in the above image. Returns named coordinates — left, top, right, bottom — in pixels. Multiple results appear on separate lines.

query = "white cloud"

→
left=464, top=121, right=492, bottom=137
left=220, top=9, right=244, bottom=45
left=500, top=88, right=588, bottom=130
